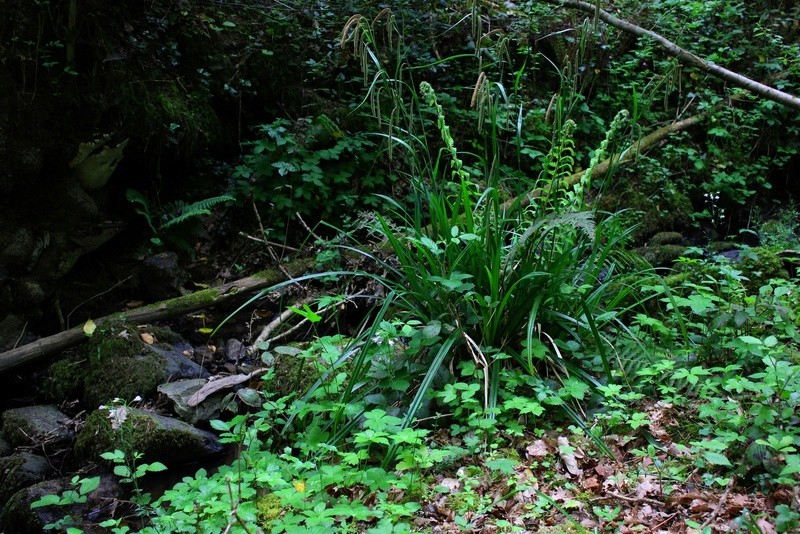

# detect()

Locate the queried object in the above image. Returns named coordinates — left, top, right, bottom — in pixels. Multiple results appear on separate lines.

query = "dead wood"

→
left=502, top=110, right=709, bottom=211
left=541, top=0, right=800, bottom=111
left=0, top=257, right=314, bottom=374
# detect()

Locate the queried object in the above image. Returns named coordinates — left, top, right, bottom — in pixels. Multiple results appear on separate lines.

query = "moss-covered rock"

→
left=1, top=405, right=74, bottom=450
left=598, top=176, right=693, bottom=244
left=0, top=453, right=53, bottom=505
left=44, top=356, right=86, bottom=402
left=74, top=407, right=222, bottom=466
left=0, top=479, right=64, bottom=533
left=635, top=244, right=687, bottom=267
left=737, top=247, right=789, bottom=291
left=648, top=232, right=684, bottom=246
left=80, top=319, right=208, bottom=408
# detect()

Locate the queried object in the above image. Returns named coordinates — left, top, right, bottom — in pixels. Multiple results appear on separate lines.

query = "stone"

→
left=139, top=252, right=189, bottom=300
left=0, top=453, right=53, bottom=504
left=147, top=343, right=210, bottom=381
left=1, top=405, right=74, bottom=450
left=82, top=321, right=208, bottom=407
left=157, top=378, right=224, bottom=424
left=0, top=474, right=122, bottom=534
left=75, top=407, right=223, bottom=466
left=647, top=231, right=684, bottom=246
left=0, top=436, right=11, bottom=457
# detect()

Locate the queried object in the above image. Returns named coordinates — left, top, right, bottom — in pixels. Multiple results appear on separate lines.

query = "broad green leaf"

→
left=703, top=451, right=732, bottom=467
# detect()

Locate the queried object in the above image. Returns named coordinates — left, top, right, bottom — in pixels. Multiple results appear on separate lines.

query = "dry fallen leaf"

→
left=526, top=439, right=549, bottom=458
left=557, top=436, right=583, bottom=477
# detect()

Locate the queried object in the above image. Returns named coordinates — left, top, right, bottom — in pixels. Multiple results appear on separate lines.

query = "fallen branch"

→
left=541, top=0, right=800, bottom=111
left=502, top=110, right=708, bottom=211
left=0, top=257, right=314, bottom=374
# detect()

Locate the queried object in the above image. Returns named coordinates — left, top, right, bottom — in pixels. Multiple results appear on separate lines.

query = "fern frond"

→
left=159, top=194, right=233, bottom=230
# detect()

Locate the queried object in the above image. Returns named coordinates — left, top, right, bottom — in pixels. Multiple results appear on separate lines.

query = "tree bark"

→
left=540, top=0, right=800, bottom=111
left=0, top=258, right=314, bottom=374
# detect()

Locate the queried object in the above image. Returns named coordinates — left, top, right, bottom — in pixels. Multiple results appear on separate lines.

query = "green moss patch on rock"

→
left=79, top=319, right=207, bottom=408
left=1, top=405, right=74, bottom=449
left=75, top=407, right=222, bottom=466
left=636, top=244, right=688, bottom=267
left=44, top=356, right=86, bottom=402
left=0, top=453, right=53, bottom=505
left=737, top=246, right=789, bottom=291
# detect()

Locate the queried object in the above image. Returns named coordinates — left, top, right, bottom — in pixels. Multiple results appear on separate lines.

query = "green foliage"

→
left=31, top=475, right=101, bottom=533
left=229, top=117, right=384, bottom=233
left=126, top=189, right=233, bottom=252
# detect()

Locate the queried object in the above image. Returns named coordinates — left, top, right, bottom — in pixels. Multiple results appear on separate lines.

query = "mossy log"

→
left=0, top=258, right=314, bottom=374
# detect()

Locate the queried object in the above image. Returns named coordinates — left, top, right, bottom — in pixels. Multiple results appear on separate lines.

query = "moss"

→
left=648, top=232, right=684, bottom=246
left=268, top=347, right=323, bottom=400
left=44, top=356, right=85, bottom=401
left=76, top=407, right=213, bottom=464
left=81, top=319, right=166, bottom=407
left=136, top=287, right=221, bottom=316
left=738, top=247, right=789, bottom=291
left=636, top=244, right=687, bottom=267
left=1, top=413, right=32, bottom=447
left=74, top=410, right=115, bottom=460
left=256, top=493, right=283, bottom=529
left=83, top=352, right=165, bottom=408
left=599, top=180, right=692, bottom=243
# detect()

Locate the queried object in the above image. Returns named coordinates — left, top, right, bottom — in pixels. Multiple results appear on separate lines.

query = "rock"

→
left=0, top=453, right=54, bottom=504
left=12, top=278, right=47, bottom=310
left=147, top=343, right=210, bottom=381
left=1, top=405, right=74, bottom=450
left=0, top=314, right=27, bottom=351
left=647, top=231, right=684, bottom=246
left=139, top=252, right=189, bottom=300
left=636, top=244, right=687, bottom=267
left=225, top=338, right=246, bottom=363
left=157, top=379, right=224, bottom=424
left=0, top=474, right=122, bottom=534
left=0, top=226, right=36, bottom=273
left=81, top=320, right=208, bottom=407
left=75, top=407, right=223, bottom=466
left=0, top=479, right=64, bottom=533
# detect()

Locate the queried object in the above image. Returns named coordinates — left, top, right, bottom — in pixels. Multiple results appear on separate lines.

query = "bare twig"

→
left=295, top=212, right=324, bottom=243
left=248, top=304, right=305, bottom=353
left=251, top=199, right=302, bottom=290
left=12, top=322, right=28, bottom=350
left=699, top=476, right=737, bottom=530
left=237, top=231, right=300, bottom=252
left=66, top=276, right=133, bottom=329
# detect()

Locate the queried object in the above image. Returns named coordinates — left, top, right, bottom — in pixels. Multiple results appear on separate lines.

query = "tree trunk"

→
left=0, top=258, right=314, bottom=374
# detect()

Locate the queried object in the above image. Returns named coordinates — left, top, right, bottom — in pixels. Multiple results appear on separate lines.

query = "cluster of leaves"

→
left=229, top=116, right=385, bottom=234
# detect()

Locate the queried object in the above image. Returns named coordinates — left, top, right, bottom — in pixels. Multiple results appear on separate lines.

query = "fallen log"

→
left=0, top=257, right=314, bottom=374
